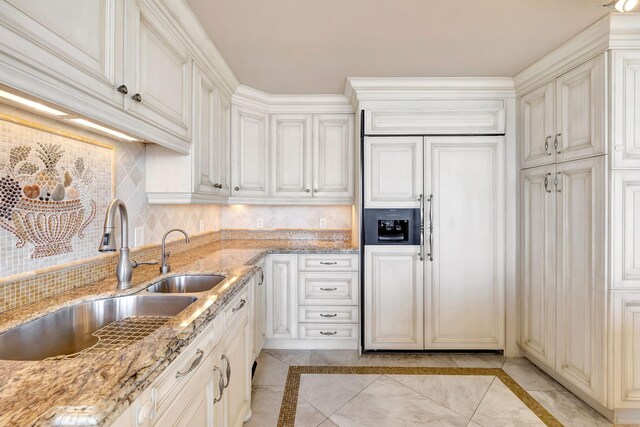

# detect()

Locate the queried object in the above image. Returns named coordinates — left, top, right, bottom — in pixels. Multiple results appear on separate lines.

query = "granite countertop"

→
left=0, top=239, right=357, bottom=426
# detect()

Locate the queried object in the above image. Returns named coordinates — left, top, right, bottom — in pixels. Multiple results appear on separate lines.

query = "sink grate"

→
left=46, top=316, right=170, bottom=361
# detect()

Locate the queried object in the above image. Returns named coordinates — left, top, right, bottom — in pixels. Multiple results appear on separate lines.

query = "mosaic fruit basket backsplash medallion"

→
left=0, top=142, right=97, bottom=258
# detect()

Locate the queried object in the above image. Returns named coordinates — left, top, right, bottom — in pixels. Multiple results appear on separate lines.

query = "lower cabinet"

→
left=221, top=318, right=252, bottom=427
left=250, top=259, right=266, bottom=361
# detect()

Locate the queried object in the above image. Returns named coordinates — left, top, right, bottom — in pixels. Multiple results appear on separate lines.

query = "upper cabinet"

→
left=230, top=103, right=355, bottom=205
left=124, top=0, right=192, bottom=142
left=519, top=55, right=605, bottom=169
left=231, top=105, right=270, bottom=197
left=612, top=51, right=640, bottom=169
left=364, top=136, right=423, bottom=208
left=270, top=114, right=313, bottom=198
left=0, top=0, right=125, bottom=107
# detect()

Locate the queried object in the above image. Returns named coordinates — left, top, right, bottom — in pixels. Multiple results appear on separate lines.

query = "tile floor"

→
left=245, top=350, right=614, bottom=427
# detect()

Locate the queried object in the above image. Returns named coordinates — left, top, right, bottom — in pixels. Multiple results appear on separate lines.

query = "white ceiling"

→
left=186, top=0, right=611, bottom=94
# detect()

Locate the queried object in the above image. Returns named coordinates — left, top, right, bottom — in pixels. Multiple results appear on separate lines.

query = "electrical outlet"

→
left=257, top=218, right=264, bottom=229
left=198, top=220, right=205, bottom=232
left=319, top=218, right=327, bottom=229
left=134, top=227, right=144, bottom=247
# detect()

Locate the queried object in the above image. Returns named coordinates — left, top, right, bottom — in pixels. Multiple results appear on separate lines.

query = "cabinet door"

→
left=0, top=0, right=125, bottom=106
left=266, top=255, right=298, bottom=339
left=252, top=261, right=266, bottom=358
left=193, top=64, right=219, bottom=195
left=231, top=105, right=269, bottom=197
left=520, top=165, right=557, bottom=367
left=312, top=114, right=354, bottom=199
left=520, top=83, right=555, bottom=168
left=424, top=137, right=505, bottom=349
left=611, top=51, right=640, bottom=168
left=364, top=246, right=424, bottom=350
left=555, top=156, right=606, bottom=402
left=270, top=114, right=312, bottom=198
left=216, top=94, right=231, bottom=195
left=555, top=55, right=605, bottom=163
left=222, top=321, right=251, bottom=427
left=612, top=293, right=640, bottom=407
left=612, top=171, right=640, bottom=289
left=126, top=0, right=191, bottom=141
left=364, top=137, right=423, bottom=208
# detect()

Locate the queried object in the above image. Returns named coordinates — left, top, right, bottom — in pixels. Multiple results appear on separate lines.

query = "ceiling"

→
left=186, top=0, right=611, bottom=94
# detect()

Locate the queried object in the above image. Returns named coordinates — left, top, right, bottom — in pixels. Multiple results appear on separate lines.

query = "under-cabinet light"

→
left=604, top=0, right=638, bottom=12
left=0, top=89, right=68, bottom=116
left=68, top=118, right=140, bottom=142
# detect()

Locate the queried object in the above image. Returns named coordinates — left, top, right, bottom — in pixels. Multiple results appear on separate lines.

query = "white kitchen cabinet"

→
left=312, top=114, right=354, bottom=199
left=612, top=51, right=640, bottom=169
left=270, top=114, right=313, bottom=198
left=554, top=156, right=606, bottom=402
left=364, top=245, right=424, bottom=350
left=520, top=83, right=554, bottom=169
left=519, top=55, right=605, bottom=169
left=221, top=318, right=252, bottom=427
left=250, top=262, right=266, bottom=361
left=612, top=172, right=640, bottom=289
left=231, top=105, right=269, bottom=197
left=364, top=136, right=423, bottom=208
left=124, top=0, right=192, bottom=141
left=265, top=255, right=298, bottom=339
left=555, top=56, right=605, bottom=164
left=520, top=165, right=557, bottom=368
left=423, top=136, right=505, bottom=349
left=0, top=0, right=126, bottom=107
left=612, top=293, right=640, bottom=407
left=145, top=62, right=230, bottom=204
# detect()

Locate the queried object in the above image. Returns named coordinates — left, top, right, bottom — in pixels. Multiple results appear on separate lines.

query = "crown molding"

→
left=514, top=13, right=640, bottom=94
left=232, top=85, right=354, bottom=114
left=345, top=77, right=515, bottom=107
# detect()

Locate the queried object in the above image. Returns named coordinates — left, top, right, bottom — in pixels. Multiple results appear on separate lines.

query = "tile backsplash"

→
left=221, top=204, right=351, bottom=229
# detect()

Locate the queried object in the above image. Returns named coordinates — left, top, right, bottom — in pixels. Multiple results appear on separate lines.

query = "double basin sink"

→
left=0, top=274, right=225, bottom=361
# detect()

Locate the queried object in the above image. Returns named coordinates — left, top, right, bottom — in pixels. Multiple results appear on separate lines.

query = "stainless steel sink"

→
left=0, top=294, right=196, bottom=361
left=146, top=275, right=225, bottom=294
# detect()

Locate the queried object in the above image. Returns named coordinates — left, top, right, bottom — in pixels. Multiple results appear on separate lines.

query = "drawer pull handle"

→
left=320, top=261, right=337, bottom=265
left=232, top=299, right=246, bottom=312
left=213, top=366, right=224, bottom=404
left=320, top=287, right=337, bottom=291
left=320, top=331, right=338, bottom=336
left=221, top=354, right=231, bottom=388
left=175, top=349, right=204, bottom=378
left=320, top=313, right=338, bottom=318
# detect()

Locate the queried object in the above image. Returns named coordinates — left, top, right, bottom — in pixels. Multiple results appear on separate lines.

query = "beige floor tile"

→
left=467, top=421, right=483, bottom=427
left=471, top=379, right=545, bottom=426
left=298, top=374, right=380, bottom=417
left=330, top=375, right=469, bottom=427
left=253, top=351, right=290, bottom=386
left=294, top=396, right=327, bottom=427
left=388, top=374, right=494, bottom=418
left=244, top=385, right=284, bottom=427
left=382, top=352, right=457, bottom=367
left=501, top=358, right=564, bottom=391
left=317, top=420, right=338, bottom=427
left=529, top=390, right=613, bottom=427
left=310, top=350, right=385, bottom=366
left=265, top=349, right=312, bottom=366
left=452, top=353, right=505, bottom=368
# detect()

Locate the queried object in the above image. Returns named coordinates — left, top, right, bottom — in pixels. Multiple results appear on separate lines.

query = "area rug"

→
left=277, top=366, right=562, bottom=427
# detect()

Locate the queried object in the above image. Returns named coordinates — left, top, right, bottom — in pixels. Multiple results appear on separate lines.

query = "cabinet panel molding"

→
left=612, top=51, right=640, bottom=168
left=266, top=255, right=298, bottom=339
left=613, top=293, right=640, bottom=406
left=613, top=172, right=640, bottom=289
left=270, top=114, right=312, bottom=197
left=313, top=114, right=354, bottom=199
left=520, top=83, right=555, bottom=168
left=231, top=105, right=269, bottom=196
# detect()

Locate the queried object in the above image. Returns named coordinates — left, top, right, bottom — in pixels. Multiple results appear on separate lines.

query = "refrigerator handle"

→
left=427, top=194, right=434, bottom=262
left=418, top=194, right=424, bottom=261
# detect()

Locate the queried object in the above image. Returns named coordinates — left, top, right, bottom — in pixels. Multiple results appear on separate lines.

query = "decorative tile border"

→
left=278, top=366, right=563, bottom=427
left=221, top=229, right=351, bottom=241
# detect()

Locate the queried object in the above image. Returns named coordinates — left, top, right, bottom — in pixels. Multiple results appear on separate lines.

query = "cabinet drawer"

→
left=298, top=272, right=359, bottom=305
left=298, top=306, right=358, bottom=323
left=151, top=324, right=215, bottom=421
left=298, top=254, right=358, bottom=271
left=299, top=324, right=358, bottom=340
left=224, top=288, right=249, bottom=330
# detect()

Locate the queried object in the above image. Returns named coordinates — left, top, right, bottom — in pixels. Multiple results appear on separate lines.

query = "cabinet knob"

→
left=615, top=144, right=624, bottom=152
left=314, top=189, right=319, bottom=193
left=138, top=400, right=153, bottom=424
left=234, top=186, right=239, bottom=191
left=117, top=85, right=128, bottom=95
left=132, top=93, right=142, bottom=102
left=306, top=189, right=310, bottom=193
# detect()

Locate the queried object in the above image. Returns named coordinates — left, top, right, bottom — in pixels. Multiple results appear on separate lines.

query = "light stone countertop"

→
left=0, top=239, right=358, bottom=427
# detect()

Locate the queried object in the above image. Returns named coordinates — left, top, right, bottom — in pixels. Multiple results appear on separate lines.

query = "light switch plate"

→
left=198, top=220, right=205, bottom=232
left=319, top=218, right=327, bottom=229
left=134, top=227, right=144, bottom=247
left=257, top=218, right=264, bottom=229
